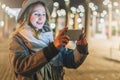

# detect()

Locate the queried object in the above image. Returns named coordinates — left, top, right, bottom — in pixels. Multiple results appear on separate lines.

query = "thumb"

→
left=59, top=27, right=68, bottom=36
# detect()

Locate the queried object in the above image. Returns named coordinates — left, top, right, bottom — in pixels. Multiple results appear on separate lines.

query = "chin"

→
left=35, top=25, right=42, bottom=29
left=38, top=27, right=43, bottom=29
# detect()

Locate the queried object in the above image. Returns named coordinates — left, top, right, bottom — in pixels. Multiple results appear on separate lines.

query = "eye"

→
left=32, top=12, right=46, bottom=17
left=34, top=13, right=40, bottom=16
left=42, top=13, right=46, bottom=16
left=34, top=13, right=38, bottom=15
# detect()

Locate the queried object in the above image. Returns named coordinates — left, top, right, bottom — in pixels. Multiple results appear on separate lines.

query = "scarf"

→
left=18, top=26, right=54, bottom=53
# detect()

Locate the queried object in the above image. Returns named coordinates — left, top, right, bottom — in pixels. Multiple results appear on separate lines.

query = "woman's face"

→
left=30, top=4, right=46, bottom=30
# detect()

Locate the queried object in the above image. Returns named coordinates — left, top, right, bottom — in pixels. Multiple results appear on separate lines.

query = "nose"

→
left=38, top=15, right=43, bottom=20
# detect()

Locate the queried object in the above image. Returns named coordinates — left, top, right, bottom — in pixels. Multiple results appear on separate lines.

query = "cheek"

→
left=44, top=18, right=46, bottom=23
left=43, top=17, right=47, bottom=23
left=30, top=16, right=36, bottom=24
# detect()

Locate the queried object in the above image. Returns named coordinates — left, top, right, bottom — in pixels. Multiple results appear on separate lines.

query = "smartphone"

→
left=65, top=29, right=82, bottom=41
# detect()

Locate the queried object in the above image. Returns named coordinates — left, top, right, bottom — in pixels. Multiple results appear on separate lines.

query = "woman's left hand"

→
left=76, top=33, right=88, bottom=46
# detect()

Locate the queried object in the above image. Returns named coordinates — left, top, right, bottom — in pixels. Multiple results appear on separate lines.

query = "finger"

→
left=81, top=38, right=88, bottom=45
left=81, top=40, right=87, bottom=45
left=76, top=41, right=82, bottom=45
left=80, top=34, right=86, bottom=41
left=59, top=27, right=68, bottom=36
left=79, top=33, right=85, bottom=40
left=61, top=39, right=69, bottom=46
left=82, top=27, right=85, bottom=33
left=60, top=36, right=69, bottom=43
left=61, top=35, right=70, bottom=41
left=81, top=34, right=86, bottom=40
left=77, top=36, right=87, bottom=45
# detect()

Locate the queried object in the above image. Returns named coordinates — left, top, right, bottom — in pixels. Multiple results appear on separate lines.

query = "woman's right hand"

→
left=53, top=27, right=70, bottom=49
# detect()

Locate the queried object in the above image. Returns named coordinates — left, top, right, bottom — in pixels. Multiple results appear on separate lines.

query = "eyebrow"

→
left=32, top=10, right=46, bottom=13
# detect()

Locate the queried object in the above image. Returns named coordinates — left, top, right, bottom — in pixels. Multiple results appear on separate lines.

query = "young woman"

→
left=9, top=0, right=89, bottom=80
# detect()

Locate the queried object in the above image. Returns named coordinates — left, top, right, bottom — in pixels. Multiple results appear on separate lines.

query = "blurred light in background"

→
left=113, top=2, right=118, bottom=7
left=50, top=23, right=56, bottom=29
left=53, top=2, right=59, bottom=8
left=0, top=21, right=4, bottom=27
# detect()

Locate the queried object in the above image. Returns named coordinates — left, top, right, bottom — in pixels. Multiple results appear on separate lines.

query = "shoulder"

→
left=9, top=34, right=23, bottom=51
left=10, top=33, right=26, bottom=48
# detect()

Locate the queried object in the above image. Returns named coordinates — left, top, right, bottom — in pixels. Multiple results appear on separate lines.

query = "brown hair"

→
left=19, top=2, right=50, bottom=27
left=9, top=1, right=51, bottom=39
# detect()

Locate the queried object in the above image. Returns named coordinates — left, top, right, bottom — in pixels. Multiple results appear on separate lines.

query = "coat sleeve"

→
left=9, top=36, right=58, bottom=77
left=61, top=45, right=88, bottom=69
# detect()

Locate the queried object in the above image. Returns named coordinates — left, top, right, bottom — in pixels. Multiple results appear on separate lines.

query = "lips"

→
left=36, top=22, right=43, bottom=25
